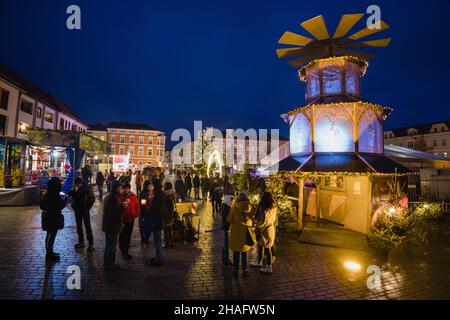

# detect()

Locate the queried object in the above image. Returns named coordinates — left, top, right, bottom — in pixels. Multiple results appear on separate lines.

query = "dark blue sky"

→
left=1, top=0, right=450, bottom=143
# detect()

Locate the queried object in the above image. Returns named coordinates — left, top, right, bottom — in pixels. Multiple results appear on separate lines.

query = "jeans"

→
left=119, top=221, right=134, bottom=255
left=257, top=245, right=273, bottom=265
left=233, top=251, right=248, bottom=272
left=45, top=230, right=58, bottom=254
left=104, top=232, right=118, bottom=266
left=75, top=210, right=94, bottom=245
left=136, top=184, right=141, bottom=198
left=222, top=231, right=230, bottom=265
left=148, top=228, right=164, bottom=263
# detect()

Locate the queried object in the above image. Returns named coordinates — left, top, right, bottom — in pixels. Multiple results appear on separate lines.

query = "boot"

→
left=260, top=265, right=273, bottom=274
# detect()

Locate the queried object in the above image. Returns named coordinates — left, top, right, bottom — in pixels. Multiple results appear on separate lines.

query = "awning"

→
left=279, top=153, right=412, bottom=174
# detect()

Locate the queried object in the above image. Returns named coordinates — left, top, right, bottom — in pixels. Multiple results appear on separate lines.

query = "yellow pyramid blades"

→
left=333, top=14, right=365, bottom=39
left=276, top=46, right=323, bottom=59
left=301, top=15, right=330, bottom=40
left=278, top=31, right=314, bottom=47
left=342, top=38, right=392, bottom=48
left=348, top=21, right=390, bottom=40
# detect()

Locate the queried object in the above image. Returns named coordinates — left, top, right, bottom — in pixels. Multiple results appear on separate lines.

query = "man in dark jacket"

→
left=69, top=177, right=95, bottom=250
left=102, top=180, right=125, bottom=270
left=96, top=171, right=105, bottom=200
left=185, top=173, right=193, bottom=199
left=201, top=176, right=211, bottom=201
left=174, top=174, right=186, bottom=201
left=192, top=174, right=201, bottom=200
left=212, top=186, right=223, bottom=214
left=147, top=179, right=165, bottom=266
left=220, top=195, right=235, bottom=268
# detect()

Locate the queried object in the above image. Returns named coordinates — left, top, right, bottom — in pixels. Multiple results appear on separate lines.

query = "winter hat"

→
left=236, top=192, right=249, bottom=203
left=111, top=180, right=123, bottom=192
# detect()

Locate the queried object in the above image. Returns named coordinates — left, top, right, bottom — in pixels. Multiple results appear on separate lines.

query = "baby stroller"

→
left=175, top=202, right=200, bottom=246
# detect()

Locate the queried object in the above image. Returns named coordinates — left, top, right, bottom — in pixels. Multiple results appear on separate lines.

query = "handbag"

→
left=242, top=213, right=256, bottom=247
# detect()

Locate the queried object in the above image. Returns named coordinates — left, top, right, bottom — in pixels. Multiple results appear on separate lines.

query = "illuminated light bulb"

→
left=344, top=261, right=361, bottom=271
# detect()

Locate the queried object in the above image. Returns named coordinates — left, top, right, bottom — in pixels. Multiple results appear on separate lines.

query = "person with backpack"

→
left=163, top=182, right=177, bottom=248
left=40, top=177, right=67, bottom=262
left=220, top=195, right=235, bottom=268
left=119, top=182, right=140, bottom=259
left=68, top=177, right=96, bottom=251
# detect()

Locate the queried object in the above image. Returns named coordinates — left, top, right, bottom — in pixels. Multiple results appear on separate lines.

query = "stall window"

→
left=20, top=100, right=33, bottom=115
left=0, top=88, right=9, bottom=110
left=0, top=114, right=7, bottom=135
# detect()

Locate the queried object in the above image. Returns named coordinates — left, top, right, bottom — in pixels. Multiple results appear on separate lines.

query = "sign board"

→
left=113, top=155, right=129, bottom=173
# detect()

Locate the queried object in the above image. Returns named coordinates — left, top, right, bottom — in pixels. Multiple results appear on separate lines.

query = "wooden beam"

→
left=298, top=177, right=304, bottom=231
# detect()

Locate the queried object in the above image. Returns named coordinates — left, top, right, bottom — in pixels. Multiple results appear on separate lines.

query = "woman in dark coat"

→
left=40, top=177, right=67, bottom=262
left=147, top=179, right=165, bottom=266
left=139, top=180, right=154, bottom=243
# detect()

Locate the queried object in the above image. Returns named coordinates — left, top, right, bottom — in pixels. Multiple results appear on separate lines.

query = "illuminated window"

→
left=322, top=65, right=342, bottom=95
left=315, top=108, right=354, bottom=153
left=289, top=113, right=311, bottom=154
left=44, top=112, right=53, bottom=124
left=359, top=110, right=382, bottom=154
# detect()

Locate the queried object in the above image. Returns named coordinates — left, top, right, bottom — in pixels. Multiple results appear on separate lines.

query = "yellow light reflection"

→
left=344, top=261, right=361, bottom=271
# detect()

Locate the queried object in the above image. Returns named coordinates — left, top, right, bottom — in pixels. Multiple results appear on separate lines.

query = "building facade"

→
left=384, top=121, right=450, bottom=158
left=88, top=122, right=166, bottom=168
left=0, top=64, right=87, bottom=139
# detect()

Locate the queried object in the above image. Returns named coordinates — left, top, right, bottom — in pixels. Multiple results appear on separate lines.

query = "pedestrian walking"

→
left=119, top=182, right=140, bottom=259
left=40, top=177, right=67, bottom=262
left=96, top=171, right=105, bottom=200
left=135, top=170, right=143, bottom=197
left=220, top=195, right=235, bottom=268
left=212, top=185, right=223, bottom=214
left=201, top=176, right=211, bottom=201
left=145, top=180, right=165, bottom=266
left=175, top=174, right=186, bottom=201
left=185, top=173, right=193, bottom=199
left=139, top=180, right=154, bottom=243
left=226, top=192, right=255, bottom=278
left=68, top=177, right=96, bottom=251
left=163, top=182, right=177, bottom=248
left=102, top=180, right=125, bottom=270
left=193, top=174, right=200, bottom=200
left=250, top=192, right=278, bottom=274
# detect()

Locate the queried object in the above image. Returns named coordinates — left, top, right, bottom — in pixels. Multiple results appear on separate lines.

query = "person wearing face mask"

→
left=119, top=182, right=140, bottom=259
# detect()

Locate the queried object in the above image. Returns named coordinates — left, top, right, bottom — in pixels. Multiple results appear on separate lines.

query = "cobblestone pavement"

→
left=0, top=198, right=449, bottom=300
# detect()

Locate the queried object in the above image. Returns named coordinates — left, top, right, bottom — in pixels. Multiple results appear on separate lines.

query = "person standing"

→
left=220, top=195, right=235, bottom=268
left=81, top=165, right=93, bottom=185
left=69, top=177, right=95, bottom=251
left=135, top=170, right=143, bottom=198
left=185, top=173, right=193, bottom=199
left=201, top=176, right=211, bottom=201
left=223, top=175, right=235, bottom=197
left=119, top=182, right=140, bottom=259
left=212, top=185, right=223, bottom=214
left=146, top=180, right=165, bottom=266
left=193, top=174, right=201, bottom=200
left=139, top=180, right=154, bottom=244
left=227, top=192, right=254, bottom=278
left=96, top=171, right=105, bottom=200
left=175, top=174, right=186, bottom=201
left=163, top=182, right=177, bottom=248
left=251, top=192, right=277, bottom=274
left=107, top=169, right=115, bottom=193
left=40, top=177, right=67, bottom=262
left=102, top=180, right=125, bottom=270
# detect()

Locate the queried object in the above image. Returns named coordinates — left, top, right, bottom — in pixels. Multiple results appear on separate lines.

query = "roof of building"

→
left=384, top=145, right=450, bottom=161
left=0, top=64, right=85, bottom=124
left=91, top=121, right=163, bottom=133
left=279, top=154, right=412, bottom=174
left=385, top=120, right=450, bottom=137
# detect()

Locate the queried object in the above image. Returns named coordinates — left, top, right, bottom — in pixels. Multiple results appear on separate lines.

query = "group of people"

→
left=220, top=190, right=277, bottom=277
left=40, top=170, right=177, bottom=270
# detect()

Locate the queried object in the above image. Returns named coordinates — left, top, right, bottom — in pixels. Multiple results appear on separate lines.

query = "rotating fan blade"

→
left=278, top=31, right=313, bottom=46
left=301, top=15, right=330, bottom=40
left=336, top=48, right=375, bottom=60
left=333, top=14, right=365, bottom=38
left=277, top=46, right=325, bottom=59
left=342, top=38, right=392, bottom=48
left=348, top=21, right=389, bottom=40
